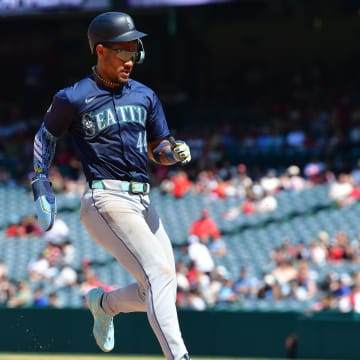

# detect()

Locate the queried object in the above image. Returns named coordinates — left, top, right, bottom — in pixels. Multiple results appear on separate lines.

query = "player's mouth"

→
left=120, top=70, right=131, bottom=79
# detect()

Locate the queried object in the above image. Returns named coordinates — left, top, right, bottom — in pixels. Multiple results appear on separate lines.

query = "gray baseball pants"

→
left=80, top=180, right=188, bottom=360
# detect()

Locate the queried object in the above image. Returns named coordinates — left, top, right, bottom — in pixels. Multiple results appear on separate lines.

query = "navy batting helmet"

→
left=88, top=12, right=147, bottom=54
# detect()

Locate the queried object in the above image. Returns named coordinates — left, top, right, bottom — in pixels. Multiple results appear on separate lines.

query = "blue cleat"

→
left=86, top=287, right=114, bottom=352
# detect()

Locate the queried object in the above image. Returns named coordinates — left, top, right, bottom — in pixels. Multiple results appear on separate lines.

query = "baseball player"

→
left=31, top=11, right=192, bottom=360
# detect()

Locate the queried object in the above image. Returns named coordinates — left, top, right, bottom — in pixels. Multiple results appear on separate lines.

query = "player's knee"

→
left=151, top=266, right=177, bottom=289
left=160, top=266, right=177, bottom=291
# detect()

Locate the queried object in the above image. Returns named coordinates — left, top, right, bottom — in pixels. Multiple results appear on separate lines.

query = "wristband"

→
left=153, top=141, right=175, bottom=163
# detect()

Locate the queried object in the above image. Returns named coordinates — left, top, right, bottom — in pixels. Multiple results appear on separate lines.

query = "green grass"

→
left=0, top=354, right=325, bottom=360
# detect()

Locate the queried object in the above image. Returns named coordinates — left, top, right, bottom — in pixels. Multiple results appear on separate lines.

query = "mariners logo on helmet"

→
left=125, top=16, right=134, bottom=30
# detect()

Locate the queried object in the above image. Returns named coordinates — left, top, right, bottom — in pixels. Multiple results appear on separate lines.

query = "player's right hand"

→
left=31, top=175, right=57, bottom=231
left=171, top=140, right=191, bottom=165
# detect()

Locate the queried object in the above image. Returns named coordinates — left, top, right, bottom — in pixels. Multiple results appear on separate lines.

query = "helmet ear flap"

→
left=135, top=39, right=145, bottom=64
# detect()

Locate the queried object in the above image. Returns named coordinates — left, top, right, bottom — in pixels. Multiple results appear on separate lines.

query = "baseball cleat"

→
left=180, top=354, right=191, bottom=360
left=86, top=287, right=114, bottom=352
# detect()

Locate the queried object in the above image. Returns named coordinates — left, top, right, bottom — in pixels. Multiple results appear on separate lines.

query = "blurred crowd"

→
left=175, top=223, right=360, bottom=313
left=1, top=158, right=360, bottom=313
left=1, top=61, right=360, bottom=311
left=168, top=165, right=360, bottom=312
left=1, top=61, right=360, bottom=187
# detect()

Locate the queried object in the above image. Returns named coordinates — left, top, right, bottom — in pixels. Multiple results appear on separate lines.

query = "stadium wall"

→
left=0, top=308, right=359, bottom=359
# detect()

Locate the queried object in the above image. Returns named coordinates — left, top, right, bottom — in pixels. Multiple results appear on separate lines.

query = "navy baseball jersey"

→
left=43, top=74, right=170, bottom=183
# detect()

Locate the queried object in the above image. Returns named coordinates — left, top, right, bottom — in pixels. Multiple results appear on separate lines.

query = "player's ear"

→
left=95, top=43, right=104, bottom=57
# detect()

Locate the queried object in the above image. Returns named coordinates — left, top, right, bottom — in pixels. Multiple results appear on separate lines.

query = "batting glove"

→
left=31, top=175, right=57, bottom=231
left=171, top=140, right=191, bottom=165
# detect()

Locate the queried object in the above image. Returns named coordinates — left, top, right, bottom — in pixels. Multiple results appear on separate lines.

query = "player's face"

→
left=98, top=41, right=138, bottom=85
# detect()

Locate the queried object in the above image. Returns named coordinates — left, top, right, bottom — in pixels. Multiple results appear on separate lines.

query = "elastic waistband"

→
left=91, top=179, right=150, bottom=195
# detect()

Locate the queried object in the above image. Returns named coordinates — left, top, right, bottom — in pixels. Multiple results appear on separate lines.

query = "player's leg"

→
left=80, top=188, right=188, bottom=360
left=144, top=198, right=190, bottom=359
left=81, top=188, right=146, bottom=353
left=81, top=190, right=147, bottom=313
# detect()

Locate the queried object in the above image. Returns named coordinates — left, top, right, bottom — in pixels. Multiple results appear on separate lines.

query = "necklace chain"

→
left=92, top=66, right=120, bottom=88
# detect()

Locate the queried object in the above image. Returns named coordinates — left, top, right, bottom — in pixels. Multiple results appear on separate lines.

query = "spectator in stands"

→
left=6, top=215, right=42, bottom=238
left=349, top=183, right=360, bottom=203
left=328, top=172, right=356, bottom=207
left=215, top=276, right=237, bottom=306
left=271, top=259, right=298, bottom=297
left=47, top=292, right=61, bottom=308
left=260, top=169, right=281, bottom=195
left=60, top=240, right=76, bottom=265
left=353, top=270, right=360, bottom=289
left=327, top=231, right=353, bottom=262
left=330, top=273, right=352, bottom=299
left=221, top=191, right=256, bottom=220
left=255, top=125, right=277, bottom=149
left=255, top=190, right=278, bottom=213
left=184, top=260, right=198, bottom=291
left=318, top=271, right=336, bottom=293
left=317, top=230, right=330, bottom=248
left=230, top=163, right=253, bottom=198
left=32, top=286, right=49, bottom=308
left=76, top=258, right=92, bottom=284
left=193, top=169, right=223, bottom=199
left=286, top=122, right=308, bottom=148
left=27, top=253, right=51, bottom=281
left=79, top=267, right=116, bottom=300
left=233, top=266, right=260, bottom=299
left=160, top=170, right=192, bottom=198
left=304, top=159, right=334, bottom=185
left=200, top=267, right=225, bottom=306
left=312, top=293, right=337, bottom=311
left=63, top=176, right=86, bottom=201
left=185, top=288, right=207, bottom=311
left=280, top=165, right=306, bottom=192
left=281, top=239, right=299, bottom=260
left=188, top=208, right=221, bottom=245
left=6, top=215, right=27, bottom=238
left=175, top=260, right=190, bottom=298
left=8, top=280, right=33, bottom=308
left=0, top=273, right=15, bottom=306
left=43, top=242, right=63, bottom=268
left=0, top=261, right=8, bottom=279
left=193, top=269, right=212, bottom=301
left=257, top=273, right=282, bottom=300
left=241, top=194, right=257, bottom=214
left=42, top=216, right=70, bottom=245
left=186, top=235, right=215, bottom=275
left=19, top=215, right=42, bottom=237
left=349, top=285, right=360, bottom=313
left=47, top=166, right=67, bottom=194
left=294, top=260, right=318, bottom=300
left=309, top=239, right=328, bottom=266
left=210, top=178, right=238, bottom=200
left=271, top=245, right=290, bottom=265
left=52, top=262, right=78, bottom=289
left=294, top=240, right=311, bottom=261
left=208, top=236, right=227, bottom=257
